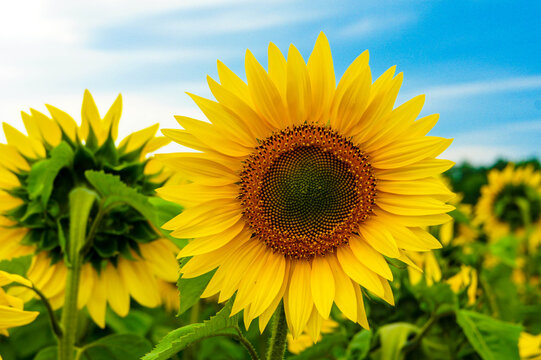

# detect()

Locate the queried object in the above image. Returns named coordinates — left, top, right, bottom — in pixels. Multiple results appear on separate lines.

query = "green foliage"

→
left=143, top=300, right=241, bottom=360
left=376, top=323, right=419, bottom=360
left=177, top=258, right=216, bottom=316
left=33, top=346, right=58, bottom=360
left=342, top=330, right=372, bottom=360
left=27, top=141, right=74, bottom=206
left=80, top=334, right=152, bottom=360
left=456, top=310, right=522, bottom=360
left=0, top=255, right=32, bottom=276
left=85, top=170, right=158, bottom=226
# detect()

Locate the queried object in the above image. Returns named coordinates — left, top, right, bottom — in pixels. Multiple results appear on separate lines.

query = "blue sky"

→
left=0, top=0, right=539, bottom=164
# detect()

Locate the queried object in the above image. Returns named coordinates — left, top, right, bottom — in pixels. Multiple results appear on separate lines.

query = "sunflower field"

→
left=0, top=33, right=540, bottom=360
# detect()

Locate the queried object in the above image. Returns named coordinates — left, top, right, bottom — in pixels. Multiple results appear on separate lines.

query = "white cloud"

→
left=158, top=6, right=326, bottom=36
left=445, top=119, right=541, bottom=165
left=422, top=75, right=541, bottom=99
left=338, top=14, right=416, bottom=38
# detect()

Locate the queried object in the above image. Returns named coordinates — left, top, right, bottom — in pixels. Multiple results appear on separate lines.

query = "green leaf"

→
left=148, top=197, right=183, bottom=227
left=84, top=170, right=158, bottom=226
left=344, top=330, right=372, bottom=360
left=377, top=323, right=419, bottom=360
left=456, top=310, right=522, bottom=360
left=177, top=264, right=216, bottom=316
left=81, top=334, right=152, bottom=360
left=0, top=255, right=32, bottom=276
left=289, top=333, right=348, bottom=360
left=27, top=141, right=74, bottom=205
left=143, top=299, right=241, bottom=360
left=33, top=346, right=58, bottom=360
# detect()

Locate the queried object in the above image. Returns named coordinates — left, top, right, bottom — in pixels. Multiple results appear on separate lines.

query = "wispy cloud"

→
left=422, top=75, right=541, bottom=99
left=446, top=119, right=541, bottom=165
left=338, top=14, right=416, bottom=38
left=158, top=8, right=325, bottom=36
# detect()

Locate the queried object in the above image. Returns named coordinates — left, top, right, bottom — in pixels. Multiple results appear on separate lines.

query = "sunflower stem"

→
left=266, top=302, right=288, bottom=360
left=58, top=188, right=97, bottom=360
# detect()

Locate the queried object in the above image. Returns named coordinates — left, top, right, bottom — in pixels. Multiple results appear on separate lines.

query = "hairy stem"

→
left=266, top=303, right=288, bottom=360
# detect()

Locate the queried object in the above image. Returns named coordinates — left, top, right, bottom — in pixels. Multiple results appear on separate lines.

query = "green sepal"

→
left=27, top=141, right=74, bottom=206
left=94, top=133, right=119, bottom=168
left=84, top=170, right=159, bottom=227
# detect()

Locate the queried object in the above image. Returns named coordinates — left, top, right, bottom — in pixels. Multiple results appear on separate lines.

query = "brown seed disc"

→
left=239, top=124, right=376, bottom=259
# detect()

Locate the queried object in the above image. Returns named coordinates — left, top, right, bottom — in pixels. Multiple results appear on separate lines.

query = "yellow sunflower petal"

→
left=86, top=271, right=107, bottom=328
left=0, top=305, right=39, bottom=328
left=246, top=250, right=286, bottom=319
left=2, top=123, right=45, bottom=159
left=310, top=256, right=335, bottom=319
left=286, top=44, right=311, bottom=126
left=359, top=221, right=399, bottom=258
left=174, top=116, right=252, bottom=157
left=286, top=261, right=314, bottom=338
left=29, top=109, right=62, bottom=147
left=46, top=104, right=79, bottom=142
left=177, top=220, right=245, bottom=257
left=268, top=42, right=287, bottom=98
left=349, top=235, right=393, bottom=280
left=375, top=159, right=455, bottom=181
left=327, top=255, right=357, bottom=321
left=245, top=50, right=289, bottom=129
left=103, top=263, right=130, bottom=317
left=307, top=32, right=335, bottom=124
left=337, top=245, right=385, bottom=297
left=118, top=257, right=161, bottom=308
left=353, top=283, right=370, bottom=329
left=377, top=193, right=455, bottom=216
left=370, top=137, right=453, bottom=170
left=0, top=144, right=30, bottom=172
left=102, top=94, right=122, bottom=141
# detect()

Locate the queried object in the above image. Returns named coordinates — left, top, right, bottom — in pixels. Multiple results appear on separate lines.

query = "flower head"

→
left=475, top=164, right=541, bottom=243
left=0, top=91, right=179, bottom=327
left=159, top=33, right=454, bottom=339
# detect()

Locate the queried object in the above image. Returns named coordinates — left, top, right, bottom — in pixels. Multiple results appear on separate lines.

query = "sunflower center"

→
left=494, top=183, right=541, bottom=229
left=240, top=125, right=376, bottom=259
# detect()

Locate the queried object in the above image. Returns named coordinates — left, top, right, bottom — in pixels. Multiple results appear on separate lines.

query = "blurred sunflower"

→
left=519, top=332, right=541, bottom=360
left=446, top=265, right=478, bottom=305
left=0, top=271, right=39, bottom=336
left=406, top=251, right=442, bottom=287
left=159, top=33, right=454, bottom=339
left=287, top=318, right=338, bottom=354
left=0, top=91, right=179, bottom=327
left=475, top=164, right=541, bottom=245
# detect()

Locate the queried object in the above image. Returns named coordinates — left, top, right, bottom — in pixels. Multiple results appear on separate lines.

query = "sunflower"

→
left=445, top=265, right=478, bottom=305
left=159, top=32, right=454, bottom=339
left=519, top=332, right=541, bottom=360
left=0, top=271, right=39, bottom=336
left=475, top=164, right=541, bottom=244
left=0, top=91, right=179, bottom=327
left=407, top=251, right=442, bottom=287
left=287, top=318, right=338, bottom=354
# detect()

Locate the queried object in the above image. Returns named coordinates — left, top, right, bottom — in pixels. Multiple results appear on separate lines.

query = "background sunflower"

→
left=0, top=91, right=180, bottom=327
